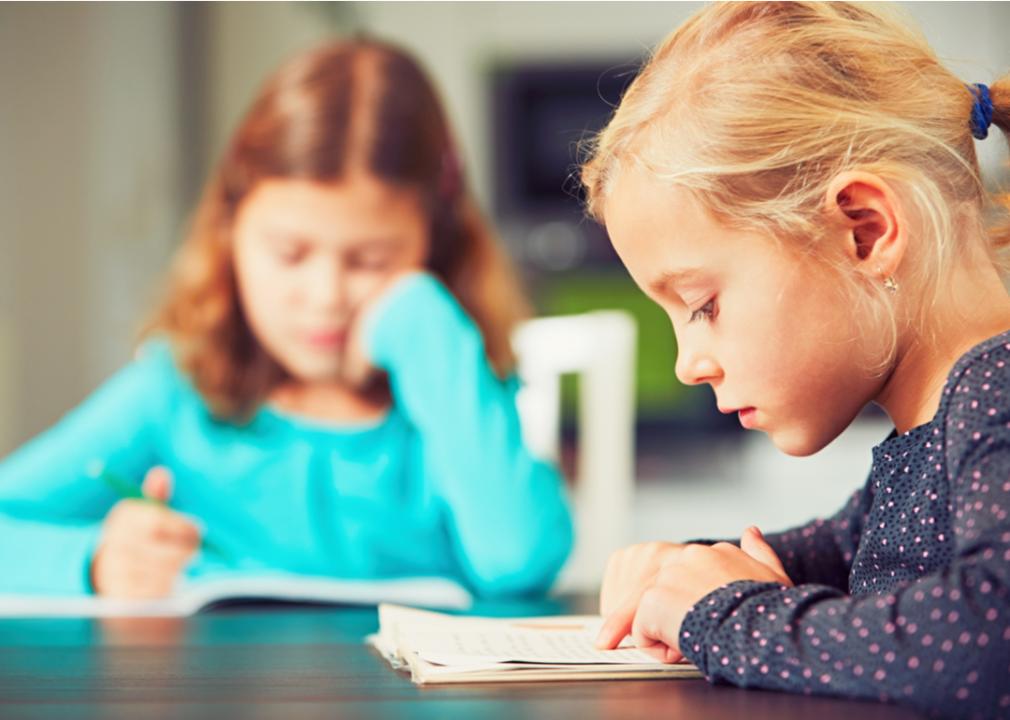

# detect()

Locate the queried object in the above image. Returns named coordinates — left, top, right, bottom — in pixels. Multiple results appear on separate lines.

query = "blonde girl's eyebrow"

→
left=648, top=268, right=707, bottom=295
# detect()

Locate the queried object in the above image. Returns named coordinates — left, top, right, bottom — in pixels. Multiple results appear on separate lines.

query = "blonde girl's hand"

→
left=625, top=527, right=793, bottom=663
left=595, top=541, right=687, bottom=649
left=90, top=467, right=201, bottom=599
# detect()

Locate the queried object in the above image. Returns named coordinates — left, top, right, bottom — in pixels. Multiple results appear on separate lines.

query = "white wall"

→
left=0, top=3, right=182, bottom=453
left=82, top=5, right=184, bottom=386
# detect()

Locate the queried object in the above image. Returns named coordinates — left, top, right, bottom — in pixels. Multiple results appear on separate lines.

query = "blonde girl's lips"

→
left=738, top=407, right=757, bottom=429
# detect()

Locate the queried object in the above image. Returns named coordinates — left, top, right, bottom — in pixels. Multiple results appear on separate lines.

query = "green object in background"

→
left=537, top=270, right=711, bottom=423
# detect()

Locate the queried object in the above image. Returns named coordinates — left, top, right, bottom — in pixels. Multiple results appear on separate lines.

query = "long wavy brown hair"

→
left=144, top=38, right=530, bottom=421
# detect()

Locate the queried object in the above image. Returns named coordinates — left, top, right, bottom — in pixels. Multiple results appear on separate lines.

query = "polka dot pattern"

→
left=679, top=331, right=1010, bottom=719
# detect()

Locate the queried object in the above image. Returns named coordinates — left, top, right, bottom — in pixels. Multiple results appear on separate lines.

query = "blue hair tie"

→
left=969, top=83, right=993, bottom=140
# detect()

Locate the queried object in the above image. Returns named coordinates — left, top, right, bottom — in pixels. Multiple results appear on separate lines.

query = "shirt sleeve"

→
left=0, top=341, right=177, bottom=594
left=677, top=379, right=1010, bottom=718
left=365, top=273, right=574, bottom=598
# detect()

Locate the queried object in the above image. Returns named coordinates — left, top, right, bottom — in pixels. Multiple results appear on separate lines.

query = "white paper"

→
left=409, top=626, right=661, bottom=666
left=371, top=603, right=702, bottom=685
left=0, top=574, right=472, bottom=617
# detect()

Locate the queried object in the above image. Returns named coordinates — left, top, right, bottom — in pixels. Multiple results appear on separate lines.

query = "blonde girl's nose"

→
left=675, top=345, right=722, bottom=386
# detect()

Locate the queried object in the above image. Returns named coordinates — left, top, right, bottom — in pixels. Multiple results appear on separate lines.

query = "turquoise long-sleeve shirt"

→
left=0, top=274, right=573, bottom=598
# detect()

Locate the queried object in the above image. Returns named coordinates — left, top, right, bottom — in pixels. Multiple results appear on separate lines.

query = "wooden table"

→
left=0, top=597, right=922, bottom=719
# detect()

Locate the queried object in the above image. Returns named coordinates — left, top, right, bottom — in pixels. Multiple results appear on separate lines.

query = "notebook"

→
left=369, top=603, right=702, bottom=685
left=0, top=573, right=472, bottom=617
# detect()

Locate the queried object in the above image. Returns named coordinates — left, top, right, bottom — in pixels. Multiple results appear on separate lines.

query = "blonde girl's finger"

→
left=595, top=592, right=640, bottom=649
left=630, top=585, right=684, bottom=656
left=664, top=645, right=684, bottom=664
left=598, top=552, right=618, bottom=616
left=739, top=526, right=790, bottom=580
left=598, top=548, right=630, bottom=616
left=638, top=641, right=670, bottom=662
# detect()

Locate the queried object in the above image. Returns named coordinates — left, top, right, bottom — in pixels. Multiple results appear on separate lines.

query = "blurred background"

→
left=2, top=2, right=1009, bottom=547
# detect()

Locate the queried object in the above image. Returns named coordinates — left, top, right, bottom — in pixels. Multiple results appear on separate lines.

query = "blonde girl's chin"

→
left=767, top=426, right=831, bottom=458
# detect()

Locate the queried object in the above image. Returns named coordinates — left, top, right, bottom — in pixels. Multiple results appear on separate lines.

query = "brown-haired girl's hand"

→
left=596, top=528, right=793, bottom=661
left=90, top=467, right=201, bottom=599
left=341, top=269, right=425, bottom=386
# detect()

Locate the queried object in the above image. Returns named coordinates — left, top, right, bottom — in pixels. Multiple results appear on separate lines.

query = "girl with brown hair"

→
left=0, top=39, right=572, bottom=600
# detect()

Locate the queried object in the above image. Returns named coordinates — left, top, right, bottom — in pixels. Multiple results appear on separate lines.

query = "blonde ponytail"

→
left=985, top=75, right=1010, bottom=265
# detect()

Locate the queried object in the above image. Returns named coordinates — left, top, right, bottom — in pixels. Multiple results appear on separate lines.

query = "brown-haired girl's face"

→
left=604, top=166, right=887, bottom=456
left=232, top=175, right=429, bottom=385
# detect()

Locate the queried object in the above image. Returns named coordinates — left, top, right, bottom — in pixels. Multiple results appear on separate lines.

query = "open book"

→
left=0, top=573, right=472, bottom=618
left=370, top=603, right=702, bottom=685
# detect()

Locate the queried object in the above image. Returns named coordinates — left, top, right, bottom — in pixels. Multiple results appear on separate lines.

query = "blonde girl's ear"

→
left=823, top=171, right=908, bottom=282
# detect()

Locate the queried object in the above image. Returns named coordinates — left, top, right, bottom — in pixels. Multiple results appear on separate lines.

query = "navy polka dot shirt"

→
left=679, top=331, right=1010, bottom=719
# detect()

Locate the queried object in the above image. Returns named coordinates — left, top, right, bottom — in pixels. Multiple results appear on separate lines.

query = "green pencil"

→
left=87, top=461, right=230, bottom=559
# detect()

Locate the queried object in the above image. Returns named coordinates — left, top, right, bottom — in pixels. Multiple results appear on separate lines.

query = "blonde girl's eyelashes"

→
left=688, top=298, right=717, bottom=323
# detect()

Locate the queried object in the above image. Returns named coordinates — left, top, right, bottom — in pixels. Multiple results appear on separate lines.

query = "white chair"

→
left=511, top=310, right=637, bottom=592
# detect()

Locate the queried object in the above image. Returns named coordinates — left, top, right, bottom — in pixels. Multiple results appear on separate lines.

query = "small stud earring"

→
left=876, top=267, right=899, bottom=293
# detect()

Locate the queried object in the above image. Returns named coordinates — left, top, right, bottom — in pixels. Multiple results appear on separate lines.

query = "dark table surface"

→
left=0, top=595, right=923, bottom=720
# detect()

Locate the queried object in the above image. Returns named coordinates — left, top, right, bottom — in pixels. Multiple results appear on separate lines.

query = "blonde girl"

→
left=584, top=3, right=1010, bottom=717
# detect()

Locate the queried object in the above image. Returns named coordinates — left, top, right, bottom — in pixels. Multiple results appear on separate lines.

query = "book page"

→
left=182, top=573, right=472, bottom=612
left=0, top=594, right=186, bottom=618
left=0, top=575, right=472, bottom=618
left=373, top=604, right=703, bottom=684
left=405, top=625, right=664, bottom=666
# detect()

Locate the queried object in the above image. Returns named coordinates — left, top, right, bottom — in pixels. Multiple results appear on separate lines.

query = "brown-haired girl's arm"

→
left=0, top=341, right=176, bottom=594
left=362, top=272, right=574, bottom=598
